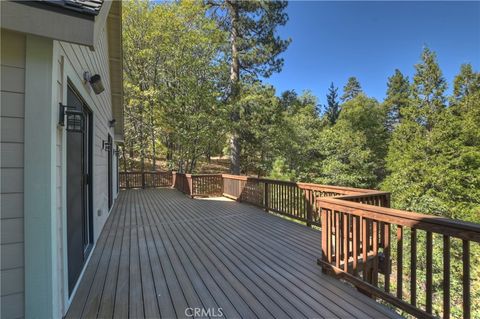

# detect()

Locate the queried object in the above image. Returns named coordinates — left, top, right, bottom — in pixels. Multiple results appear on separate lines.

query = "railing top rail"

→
left=222, top=174, right=379, bottom=195
left=297, top=182, right=377, bottom=195
left=189, top=174, right=223, bottom=177
left=222, top=174, right=249, bottom=181
left=121, top=171, right=171, bottom=173
left=318, top=197, right=480, bottom=242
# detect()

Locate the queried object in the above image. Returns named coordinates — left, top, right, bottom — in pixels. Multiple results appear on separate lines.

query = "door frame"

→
left=107, top=133, right=113, bottom=210
left=65, top=81, right=94, bottom=295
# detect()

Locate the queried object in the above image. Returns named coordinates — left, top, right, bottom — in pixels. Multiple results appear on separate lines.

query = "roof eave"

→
left=107, top=0, right=124, bottom=142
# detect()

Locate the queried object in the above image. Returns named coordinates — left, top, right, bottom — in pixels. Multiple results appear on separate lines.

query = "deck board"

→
left=66, top=188, right=403, bottom=319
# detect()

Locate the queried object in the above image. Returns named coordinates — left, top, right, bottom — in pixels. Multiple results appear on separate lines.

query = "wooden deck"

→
left=66, top=188, right=402, bottom=319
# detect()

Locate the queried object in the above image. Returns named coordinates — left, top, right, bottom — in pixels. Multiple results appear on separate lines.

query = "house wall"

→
left=54, top=22, right=119, bottom=315
left=1, top=29, right=26, bottom=319
left=1, top=21, right=119, bottom=319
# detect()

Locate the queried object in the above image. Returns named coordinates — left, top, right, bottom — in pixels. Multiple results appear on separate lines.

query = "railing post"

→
left=220, top=175, right=224, bottom=196
left=186, top=174, right=193, bottom=197
left=171, top=171, right=176, bottom=188
left=141, top=171, right=145, bottom=189
left=264, top=182, right=269, bottom=211
left=306, top=200, right=312, bottom=227
left=320, top=207, right=328, bottom=274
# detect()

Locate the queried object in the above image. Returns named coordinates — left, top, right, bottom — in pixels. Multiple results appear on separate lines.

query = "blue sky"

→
left=264, top=1, right=480, bottom=107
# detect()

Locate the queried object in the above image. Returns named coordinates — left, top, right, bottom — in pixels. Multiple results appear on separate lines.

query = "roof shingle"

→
left=41, top=0, right=104, bottom=16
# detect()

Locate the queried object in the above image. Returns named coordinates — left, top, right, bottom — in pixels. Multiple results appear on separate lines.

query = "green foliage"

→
left=382, top=50, right=480, bottom=318
left=315, top=94, right=388, bottom=187
left=453, top=63, right=480, bottom=102
left=234, top=82, right=283, bottom=175
left=122, top=0, right=228, bottom=173
left=384, top=69, right=410, bottom=132
left=323, top=82, right=341, bottom=125
left=341, top=76, right=362, bottom=102
left=209, top=0, right=291, bottom=80
left=269, top=157, right=296, bottom=181
left=274, top=91, right=323, bottom=182
left=409, top=47, right=447, bottom=131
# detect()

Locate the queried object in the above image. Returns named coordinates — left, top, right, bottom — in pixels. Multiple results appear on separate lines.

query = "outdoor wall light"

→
left=58, top=103, right=85, bottom=133
left=109, top=119, right=116, bottom=127
left=84, top=71, right=105, bottom=95
left=102, top=140, right=112, bottom=152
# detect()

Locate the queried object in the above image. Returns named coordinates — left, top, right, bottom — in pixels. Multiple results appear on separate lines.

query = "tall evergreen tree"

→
left=384, top=69, right=410, bottom=132
left=410, top=47, right=447, bottom=131
left=324, top=82, right=340, bottom=125
left=453, top=63, right=480, bottom=101
left=341, top=76, right=362, bottom=102
left=208, top=0, right=291, bottom=174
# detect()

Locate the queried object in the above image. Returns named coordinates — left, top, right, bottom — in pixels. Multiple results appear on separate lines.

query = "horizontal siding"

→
left=0, top=29, right=25, bottom=319
left=0, top=193, right=23, bottom=219
left=58, top=24, right=114, bottom=243
left=0, top=65, right=25, bottom=93
left=55, top=21, right=117, bottom=316
left=1, top=92, right=25, bottom=118
left=1, top=293, right=24, bottom=319
left=1, top=243, right=24, bottom=270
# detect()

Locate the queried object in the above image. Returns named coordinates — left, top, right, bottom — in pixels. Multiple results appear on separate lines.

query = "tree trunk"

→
left=129, top=141, right=134, bottom=171
left=150, top=101, right=156, bottom=171
left=228, top=0, right=241, bottom=175
left=139, top=104, right=145, bottom=177
left=122, top=145, right=128, bottom=173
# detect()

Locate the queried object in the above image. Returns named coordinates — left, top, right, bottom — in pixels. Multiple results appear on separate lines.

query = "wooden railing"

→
left=172, top=172, right=190, bottom=195
left=317, top=197, right=480, bottom=319
left=222, top=175, right=390, bottom=227
left=119, top=171, right=172, bottom=189
left=120, top=171, right=478, bottom=318
left=173, top=172, right=223, bottom=197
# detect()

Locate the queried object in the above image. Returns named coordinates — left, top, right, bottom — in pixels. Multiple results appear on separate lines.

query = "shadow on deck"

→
left=66, top=188, right=402, bottom=319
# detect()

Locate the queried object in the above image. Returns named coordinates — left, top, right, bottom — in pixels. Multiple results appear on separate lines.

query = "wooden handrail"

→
left=317, top=197, right=479, bottom=319
left=319, top=197, right=480, bottom=242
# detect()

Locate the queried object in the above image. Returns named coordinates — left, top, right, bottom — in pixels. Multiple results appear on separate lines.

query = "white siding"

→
left=54, top=23, right=117, bottom=315
left=0, top=29, right=26, bottom=319
left=57, top=23, right=114, bottom=242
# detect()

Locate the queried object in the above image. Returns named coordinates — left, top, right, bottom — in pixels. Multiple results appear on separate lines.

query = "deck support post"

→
left=264, top=182, right=269, bottom=211
left=171, top=171, right=176, bottom=188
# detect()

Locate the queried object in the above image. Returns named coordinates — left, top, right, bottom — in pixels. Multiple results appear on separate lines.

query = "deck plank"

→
left=66, top=188, right=403, bottom=319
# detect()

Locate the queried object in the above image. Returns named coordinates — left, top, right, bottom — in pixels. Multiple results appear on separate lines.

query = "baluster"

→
left=352, top=216, right=359, bottom=276
left=264, top=182, right=269, bottom=211
left=327, top=209, right=332, bottom=264
left=372, top=221, right=378, bottom=286
left=397, top=226, right=403, bottom=299
left=443, top=235, right=450, bottom=319
left=343, top=213, right=349, bottom=272
left=410, top=228, right=417, bottom=306
left=463, top=240, right=470, bottom=319
left=362, top=217, right=368, bottom=281
left=426, top=231, right=433, bottom=314
left=384, top=222, right=391, bottom=293
left=335, top=212, right=341, bottom=268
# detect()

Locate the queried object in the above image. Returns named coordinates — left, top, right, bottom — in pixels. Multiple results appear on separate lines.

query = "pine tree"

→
left=410, top=47, right=447, bottom=131
left=384, top=69, right=410, bottom=132
left=453, top=63, right=480, bottom=101
left=209, top=0, right=291, bottom=174
left=341, top=76, right=362, bottom=102
left=324, top=82, right=340, bottom=125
